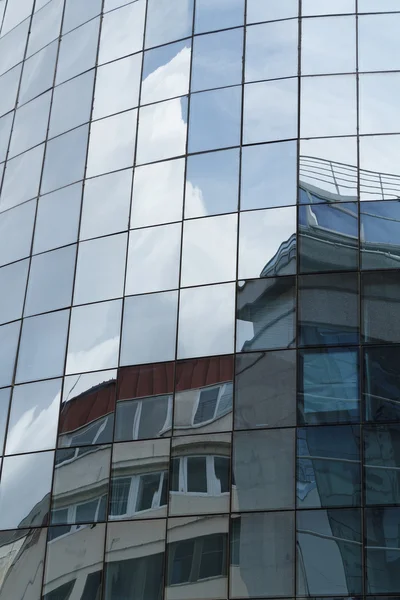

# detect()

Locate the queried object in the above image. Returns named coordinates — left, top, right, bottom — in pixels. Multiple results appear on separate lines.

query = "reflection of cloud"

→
left=67, top=336, right=120, bottom=375
left=141, top=46, right=190, bottom=105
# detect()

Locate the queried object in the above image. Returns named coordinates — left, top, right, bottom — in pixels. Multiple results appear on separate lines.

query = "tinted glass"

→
left=362, top=271, right=400, bottom=344
left=365, top=424, right=400, bottom=506
left=366, top=507, right=400, bottom=593
left=364, top=346, right=400, bottom=423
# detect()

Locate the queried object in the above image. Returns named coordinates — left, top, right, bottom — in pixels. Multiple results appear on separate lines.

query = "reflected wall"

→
left=0, top=0, right=399, bottom=599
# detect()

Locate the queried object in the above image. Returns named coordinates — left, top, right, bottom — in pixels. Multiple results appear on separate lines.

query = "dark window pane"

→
left=214, top=457, right=230, bottom=493
left=115, top=399, right=138, bottom=441
left=235, top=350, right=296, bottom=429
left=187, top=457, right=207, bottom=493
left=364, top=346, right=400, bottom=422
left=43, top=580, right=75, bottom=600
left=297, top=425, right=361, bottom=508
left=81, top=571, right=102, bottom=600
left=366, top=507, right=400, bottom=593
left=171, top=540, right=195, bottom=584
left=139, top=395, right=170, bottom=438
left=193, top=387, right=219, bottom=424
left=199, top=534, right=225, bottom=580
left=171, top=458, right=180, bottom=492
left=365, top=424, right=400, bottom=506
left=136, top=474, right=161, bottom=511
left=299, top=273, right=359, bottom=346
left=361, top=201, right=400, bottom=270
left=110, top=477, right=130, bottom=516
left=297, top=509, right=362, bottom=595
left=298, top=347, right=360, bottom=424
left=362, top=271, right=400, bottom=344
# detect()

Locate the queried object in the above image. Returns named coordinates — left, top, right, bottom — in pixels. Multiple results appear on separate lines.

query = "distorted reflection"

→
left=243, top=78, right=298, bottom=144
left=195, top=0, right=244, bottom=33
left=104, top=520, right=165, bottom=600
left=365, top=424, right=400, bottom=506
left=181, top=214, right=237, bottom=287
left=173, top=355, right=233, bottom=435
left=230, top=512, right=294, bottom=598
left=364, top=345, right=400, bottom=423
left=361, top=201, right=400, bottom=269
left=241, top=141, right=297, bottom=210
left=178, top=283, right=235, bottom=359
left=170, top=434, right=230, bottom=516
left=120, top=291, right=178, bottom=365
left=115, top=362, right=174, bottom=442
left=131, top=158, right=185, bottom=228
left=93, top=54, right=141, bottom=120
left=366, top=507, right=400, bottom=593
left=297, top=425, right=361, bottom=508
left=136, top=97, right=188, bottom=165
left=236, top=276, right=296, bottom=352
left=66, top=300, right=122, bottom=374
left=6, top=379, right=62, bottom=454
left=166, top=515, right=228, bottom=600
left=145, top=0, right=193, bottom=48
left=51, top=445, right=111, bottom=525
left=359, top=135, right=400, bottom=201
left=246, top=20, right=298, bottom=82
left=233, top=428, right=295, bottom=511
left=0, top=451, right=54, bottom=529
left=43, top=523, right=105, bottom=599
left=0, top=322, right=20, bottom=389
left=126, top=223, right=181, bottom=294
left=191, top=28, right=243, bottom=92
left=98, top=0, right=145, bottom=64
left=110, top=440, right=169, bottom=519
left=239, top=207, right=296, bottom=279
left=298, top=347, right=360, bottom=424
left=0, top=528, right=47, bottom=599
left=59, top=369, right=117, bottom=448
left=235, top=350, right=296, bottom=429
left=185, top=148, right=239, bottom=217
left=141, top=40, right=191, bottom=105
left=297, top=509, right=362, bottom=595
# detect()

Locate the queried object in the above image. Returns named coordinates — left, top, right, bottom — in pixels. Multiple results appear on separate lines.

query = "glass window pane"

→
left=16, top=310, right=69, bottom=383
left=235, top=350, right=296, bottom=429
left=93, top=54, right=142, bottom=120
left=0, top=18, right=29, bottom=76
left=6, top=379, right=62, bottom=454
left=358, top=0, right=399, bottom=11
left=301, top=75, right=357, bottom=138
left=98, top=1, right=145, bottom=64
left=236, top=276, right=296, bottom=352
left=366, top=507, right=400, bottom=594
left=299, top=202, right=359, bottom=273
left=299, top=273, right=359, bottom=347
left=191, top=28, right=243, bottom=92
left=360, top=135, right=400, bottom=201
left=297, top=509, right=362, bottom=595
left=0, top=259, right=29, bottom=325
left=246, top=0, right=298, bottom=22
left=365, top=424, right=400, bottom=506
left=18, top=41, right=57, bottom=106
left=25, top=245, right=76, bottom=316
left=246, top=20, right=298, bottom=82
left=361, top=201, right=400, bottom=269
left=0, top=65, right=21, bottom=118
left=131, top=158, right=185, bottom=228
left=359, top=73, right=400, bottom=136
left=178, top=283, right=235, bottom=359
left=181, top=214, right=237, bottom=287
left=188, top=86, right=241, bottom=153
left=0, top=451, right=54, bottom=529
left=195, top=0, right=244, bottom=34
left=364, top=345, right=400, bottom=423
left=49, top=69, right=95, bottom=138
left=0, top=200, right=36, bottom=267
left=297, top=425, right=361, bottom=508
left=41, top=125, right=89, bottom=194
left=2, top=0, right=34, bottom=34
left=9, top=91, right=51, bottom=158
left=359, top=14, right=400, bottom=73
left=80, top=169, right=132, bottom=240
left=33, top=183, right=82, bottom=254
left=121, top=291, right=178, bottom=366
left=241, top=141, right=297, bottom=210
left=63, top=0, right=102, bottom=34
left=126, top=223, right=181, bottom=295
left=243, top=79, right=298, bottom=144
left=185, top=149, right=239, bottom=218
left=141, top=40, right=191, bottom=106
left=239, top=207, right=296, bottom=280
left=86, top=109, right=137, bottom=178
left=298, top=347, right=360, bottom=425
left=302, top=0, right=355, bottom=14
left=66, top=300, right=122, bottom=374
left=233, top=429, right=295, bottom=511
left=230, top=512, right=294, bottom=598
left=27, top=0, right=63, bottom=57
left=74, top=233, right=127, bottom=305
left=0, top=143, right=45, bottom=210
left=55, top=16, right=100, bottom=85
left=145, top=0, right=193, bottom=48
left=301, top=16, right=356, bottom=75
left=51, top=445, right=110, bottom=524
left=0, top=321, right=20, bottom=388
left=362, top=271, right=400, bottom=344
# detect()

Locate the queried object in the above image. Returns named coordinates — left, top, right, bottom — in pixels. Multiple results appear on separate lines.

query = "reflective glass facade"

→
left=0, top=0, right=399, bottom=598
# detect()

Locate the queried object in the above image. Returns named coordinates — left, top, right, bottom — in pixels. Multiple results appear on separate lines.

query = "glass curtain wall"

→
left=0, top=0, right=399, bottom=598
